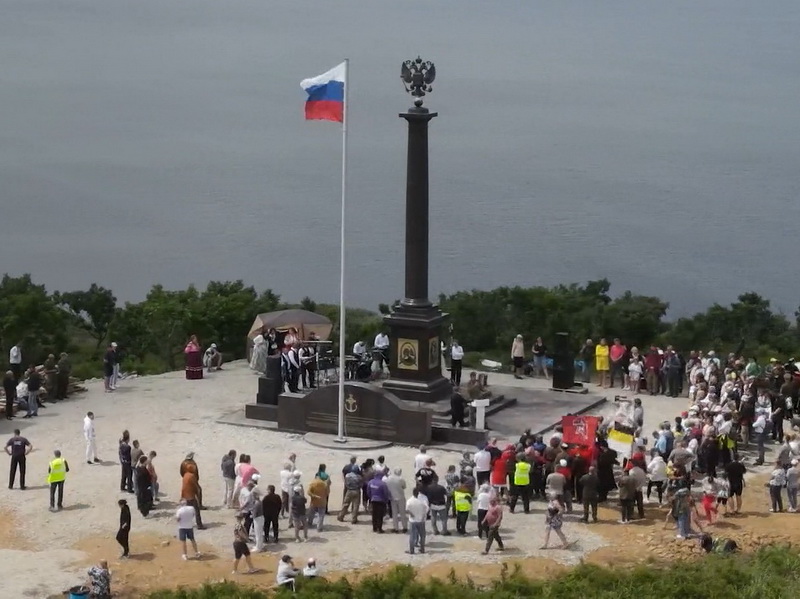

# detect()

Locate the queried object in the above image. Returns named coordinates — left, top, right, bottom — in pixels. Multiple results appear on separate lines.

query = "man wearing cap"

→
left=204, top=343, right=223, bottom=372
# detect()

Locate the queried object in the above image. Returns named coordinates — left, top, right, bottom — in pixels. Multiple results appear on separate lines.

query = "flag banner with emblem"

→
left=561, top=415, right=599, bottom=446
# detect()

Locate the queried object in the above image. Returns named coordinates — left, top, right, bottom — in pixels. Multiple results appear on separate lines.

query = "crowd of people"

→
left=249, top=327, right=324, bottom=392
left=2, top=342, right=74, bottom=419
left=8, top=333, right=799, bottom=597
left=6, top=399, right=780, bottom=597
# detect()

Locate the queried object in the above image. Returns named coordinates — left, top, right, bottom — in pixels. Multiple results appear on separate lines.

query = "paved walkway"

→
left=474, top=369, right=687, bottom=441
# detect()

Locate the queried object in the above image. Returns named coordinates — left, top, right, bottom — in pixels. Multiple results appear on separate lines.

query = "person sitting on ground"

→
left=87, top=559, right=111, bottom=599
left=466, top=371, right=492, bottom=400
left=699, top=533, right=738, bottom=554
left=203, top=344, right=223, bottom=372
left=303, top=557, right=320, bottom=578
left=276, top=554, right=300, bottom=591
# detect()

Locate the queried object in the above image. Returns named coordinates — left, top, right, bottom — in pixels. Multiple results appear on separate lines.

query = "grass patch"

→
left=143, top=545, right=800, bottom=598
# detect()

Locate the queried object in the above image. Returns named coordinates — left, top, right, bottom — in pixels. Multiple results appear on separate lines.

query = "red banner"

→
left=561, top=415, right=599, bottom=446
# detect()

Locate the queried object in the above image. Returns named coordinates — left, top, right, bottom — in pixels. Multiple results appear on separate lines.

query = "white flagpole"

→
left=335, top=58, right=349, bottom=444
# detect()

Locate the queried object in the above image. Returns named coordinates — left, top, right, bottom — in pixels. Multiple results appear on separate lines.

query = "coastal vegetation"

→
left=144, top=546, right=800, bottom=598
left=0, top=273, right=798, bottom=379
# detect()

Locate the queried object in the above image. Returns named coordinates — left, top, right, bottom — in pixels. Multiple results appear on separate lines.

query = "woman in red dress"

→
left=184, top=335, right=203, bottom=380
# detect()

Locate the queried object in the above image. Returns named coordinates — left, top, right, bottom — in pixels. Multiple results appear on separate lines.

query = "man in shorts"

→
left=175, top=498, right=200, bottom=560
left=724, top=456, right=746, bottom=515
left=232, top=512, right=256, bottom=575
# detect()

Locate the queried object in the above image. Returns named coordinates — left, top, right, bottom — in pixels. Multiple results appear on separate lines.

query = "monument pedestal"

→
left=383, top=304, right=451, bottom=404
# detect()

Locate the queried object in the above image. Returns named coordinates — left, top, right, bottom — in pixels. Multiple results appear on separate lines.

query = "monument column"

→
left=383, top=57, right=451, bottom=404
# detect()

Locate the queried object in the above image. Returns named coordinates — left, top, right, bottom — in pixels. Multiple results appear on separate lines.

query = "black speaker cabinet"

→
left=552, top=332, right=575, bottom=390
left=553, top=332, right=571, bottom=355
left=552, top=355, right=575, bottom=390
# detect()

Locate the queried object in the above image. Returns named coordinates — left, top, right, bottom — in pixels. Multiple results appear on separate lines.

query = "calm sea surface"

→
left=1, top=0, right=799, bottom=316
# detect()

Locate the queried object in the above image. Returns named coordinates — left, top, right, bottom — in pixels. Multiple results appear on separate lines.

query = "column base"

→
left=382, top=375, right=452, bottom=404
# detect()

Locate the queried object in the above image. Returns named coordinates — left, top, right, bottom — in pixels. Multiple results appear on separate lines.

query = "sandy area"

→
left=0, top=361, right=796, bottom=597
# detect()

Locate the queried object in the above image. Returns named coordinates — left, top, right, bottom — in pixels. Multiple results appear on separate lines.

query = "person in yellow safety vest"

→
left=510, top=453, right=532, bottom=514
left=453, top=483, right=473, bottom=536
left=47, top=449, right=70, bottom=512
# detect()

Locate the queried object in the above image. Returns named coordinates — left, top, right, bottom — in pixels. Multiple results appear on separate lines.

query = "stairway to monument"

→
left=430, top=393, right=518, bottom=425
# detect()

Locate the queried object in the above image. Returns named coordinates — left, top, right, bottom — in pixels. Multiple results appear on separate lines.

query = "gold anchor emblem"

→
left=344, top=394, right=358, bottom=413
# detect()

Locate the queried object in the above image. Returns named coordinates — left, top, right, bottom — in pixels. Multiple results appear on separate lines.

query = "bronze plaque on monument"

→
left=397, top=338, right=419, bottom=370
left=428, top=336, right=439, bottom=369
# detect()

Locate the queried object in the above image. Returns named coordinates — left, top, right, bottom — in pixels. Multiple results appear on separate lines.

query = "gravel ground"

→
left=0, top=361, right=614, bottom=597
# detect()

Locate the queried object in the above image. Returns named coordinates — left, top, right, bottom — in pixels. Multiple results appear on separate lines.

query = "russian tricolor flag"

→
left=301, top=62, right=346, bottom=123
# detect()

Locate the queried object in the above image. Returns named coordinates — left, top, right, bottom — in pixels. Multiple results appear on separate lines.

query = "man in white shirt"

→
left=374, top=332, right=390, bottom=370
left=414, top=445, right=433, bottom=471
left=84, top=412, right=99, bottom=464
left=405, top=488, right=429, bottom=555
left=352, top=341, right=366, bottom=358
left=474, top=445, right=492, bottom=486
left=276, top=555, right=299, bottom=590
left=9, top=343, right=22, bottom=383
left=175, top=499, right=200, bottom=560
left=450, top=341, right=464, bottom=386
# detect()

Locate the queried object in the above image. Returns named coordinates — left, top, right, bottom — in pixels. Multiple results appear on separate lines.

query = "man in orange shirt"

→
left=307, top=474, right=329, bottom=532
left=180, top=452, right=203, bottom=509
left=181, top=470, right=205, bottom=529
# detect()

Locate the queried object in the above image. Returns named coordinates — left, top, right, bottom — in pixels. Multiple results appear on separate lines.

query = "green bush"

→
left=144, top=545, right=800, bottom=599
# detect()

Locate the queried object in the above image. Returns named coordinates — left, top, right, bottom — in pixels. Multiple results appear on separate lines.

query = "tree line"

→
left=0, top=273, right=797, bottom=379
left=437, top=279, right=800, bottom=361
left=0, top=274, right=383, bottom=379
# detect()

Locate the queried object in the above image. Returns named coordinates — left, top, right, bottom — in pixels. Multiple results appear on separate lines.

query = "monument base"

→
left=382, top=375, right=452, bottom=404
left=275, top=382, right=433, bottom=445
left=384, top=302, right=450, bottom=404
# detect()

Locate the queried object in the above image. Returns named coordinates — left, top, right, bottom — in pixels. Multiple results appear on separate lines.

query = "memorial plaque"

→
left=277, top=382, right=432, bottom=445
left=428, top=336, right=439, bottom=369
left=397, top=338, right=419, bottom=370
